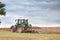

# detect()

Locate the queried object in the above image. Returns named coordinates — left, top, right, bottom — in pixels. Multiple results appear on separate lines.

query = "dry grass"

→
left=0, top=30, right=60, bottom=40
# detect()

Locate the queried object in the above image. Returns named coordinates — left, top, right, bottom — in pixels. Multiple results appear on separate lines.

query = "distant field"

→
left=0, top=30, right=60, bottom=40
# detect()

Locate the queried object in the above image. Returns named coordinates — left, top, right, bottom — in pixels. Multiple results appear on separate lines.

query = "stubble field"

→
left=0, top=30, right=60, bottom=40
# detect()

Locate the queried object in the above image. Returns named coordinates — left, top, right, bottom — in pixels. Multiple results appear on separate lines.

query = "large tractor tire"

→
left=10, top=26, right=16, bottom=32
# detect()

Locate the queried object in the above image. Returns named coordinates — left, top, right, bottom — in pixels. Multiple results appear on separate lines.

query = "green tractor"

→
left=10, top=18, right=31, bottom=32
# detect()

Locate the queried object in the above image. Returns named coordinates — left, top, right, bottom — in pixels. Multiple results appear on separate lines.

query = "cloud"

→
left=0, top=0, right=60, bottom=27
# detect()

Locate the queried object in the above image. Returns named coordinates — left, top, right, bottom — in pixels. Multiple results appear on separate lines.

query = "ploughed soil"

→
left=0, top=27, right=60, bottom=33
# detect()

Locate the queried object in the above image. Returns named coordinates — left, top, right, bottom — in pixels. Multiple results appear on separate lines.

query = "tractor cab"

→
left=15, top=19, right=29, bottom=27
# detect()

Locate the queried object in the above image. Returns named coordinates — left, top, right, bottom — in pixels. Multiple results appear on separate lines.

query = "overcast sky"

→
left=0, top=0, right=60, bottom=28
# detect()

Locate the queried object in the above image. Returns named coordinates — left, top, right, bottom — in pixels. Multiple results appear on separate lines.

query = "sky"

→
left=0, top=0, right=60, bottom=28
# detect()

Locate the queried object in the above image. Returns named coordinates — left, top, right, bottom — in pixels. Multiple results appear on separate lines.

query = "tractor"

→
left=10, top=18, right=32, bottom=32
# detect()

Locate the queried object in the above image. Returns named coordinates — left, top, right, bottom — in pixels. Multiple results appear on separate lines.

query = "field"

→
left=0, top=30, right=60, bottom=40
